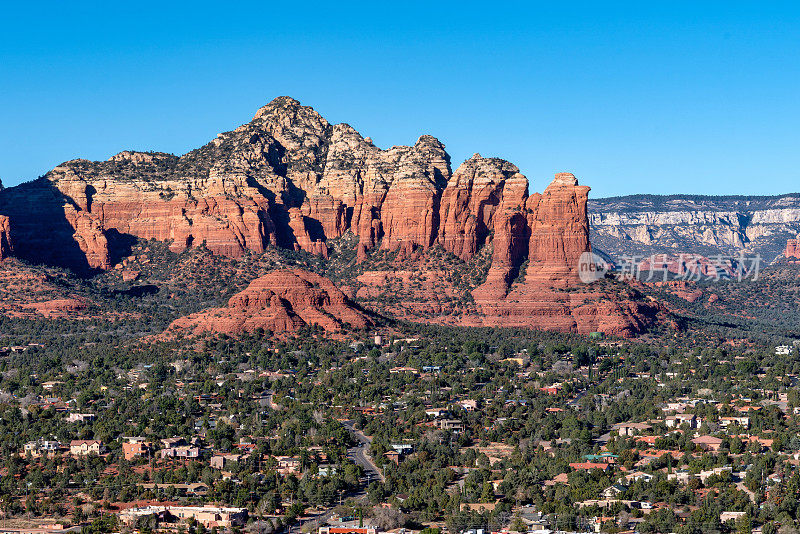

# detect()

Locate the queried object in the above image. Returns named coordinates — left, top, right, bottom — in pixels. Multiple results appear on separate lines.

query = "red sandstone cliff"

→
left=438, top=155, right=524, bottom=261
left=0, top=97, right=660, bottom=336
left=167, top=269, right=373, bottom=335
left=787, top=237, right=800, bottom=260
left=465, top=171, right=656, bottom=337
left=0, top=215, right=11, bottom=261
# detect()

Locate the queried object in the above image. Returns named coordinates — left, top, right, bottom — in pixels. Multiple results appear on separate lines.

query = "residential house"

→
left=614, top=422, right=652, bottom=437
left=692, top=435, right=724, bottom=452
left=122, top=438, right=152, bottom=461
left=666, top=413, right=700, bottom=428
left=23, top=439, right=63, bottom=457
left=720, top=511, right=747, bottom=523
left=436, top=419, right=464, bottom=432
left=210, top=453, right=243, bottom=470
left=119, top=506, right=247, bottom=529
left=65, top=413, right=96, bottom=423
left=69, top=440, right=105, bottom=456
left=160, top=445, right=200, bottom=459
left=601, top=483, right=627, bottom=499
left=569, top=462, right=610, bottom=472
left=161, top=437, right=187, bottom=448
left=720, top=416, right=750, bottom=429
left=275, top=455, right=301, bottom=475
left=384, top=451, right=400, bottom=465
left=458, top=399, right=477, bottom=412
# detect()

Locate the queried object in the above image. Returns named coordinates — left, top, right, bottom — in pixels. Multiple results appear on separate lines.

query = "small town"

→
left=0, top=330, right=798, bottom=534
left=3, top=3, right=800, bottom=534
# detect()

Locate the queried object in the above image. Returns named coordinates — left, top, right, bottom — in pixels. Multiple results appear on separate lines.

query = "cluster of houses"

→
left=118, top=505, right=248, bottom=529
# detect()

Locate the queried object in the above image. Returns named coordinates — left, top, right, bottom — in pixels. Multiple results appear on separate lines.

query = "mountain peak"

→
left=251, top=96, right=305, bottom=121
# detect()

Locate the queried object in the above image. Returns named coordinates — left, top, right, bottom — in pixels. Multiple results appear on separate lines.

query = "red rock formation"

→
left=23, top=298, right=89, bottom=318
left=787, top=238, right=800, bottom=260
left=0, top=98, right=663, bottom=336
left=525, top=173, right=591, bottom=286
left=121, top=269, right=140, bottom=282
left=466, top=172, right=663, bottom=337
left=168, top=269, right=373, bottom=336
left=438, top=155, right=524, bottom=261
left=287, top=207, right=328, bottom=258
left=0, top=215, right=11, bottom=261
left=69, top=211, right=111, bottom=270
left=378, top=136, right=450, bottom=258
left=474, top=172, right=589, bottom=301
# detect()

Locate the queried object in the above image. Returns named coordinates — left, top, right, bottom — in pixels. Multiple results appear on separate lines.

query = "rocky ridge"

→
left=589, top=194, right=800, bottom=262
left=0, top=97, right=659, bottom=336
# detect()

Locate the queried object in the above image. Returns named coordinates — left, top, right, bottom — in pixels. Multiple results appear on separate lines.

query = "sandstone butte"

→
left=0, top=97, right=660, bottom=336
left=167, top=269, right=373, bottom=335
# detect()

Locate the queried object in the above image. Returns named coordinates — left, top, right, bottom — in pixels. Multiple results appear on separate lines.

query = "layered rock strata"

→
left=168, top=269, right=373, bottom=335
left=0, top=97, right=657, bottom=335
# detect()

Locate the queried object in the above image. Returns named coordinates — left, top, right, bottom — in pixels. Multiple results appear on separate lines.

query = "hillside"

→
left=589, top=193, right=800, bottom=261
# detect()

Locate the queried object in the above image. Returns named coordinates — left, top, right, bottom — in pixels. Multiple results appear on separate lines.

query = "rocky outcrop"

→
left=167, top=269, right=374, bottom=335
left=474, top=172, right=590, bottom=300
left=438, top=155, right=522, bottom=261
left=787, top=237, right=800, bottom=260
left=0, top=215, right=11, bottom=261
left=23, top=298, right=89, bottom=318
left=0, top=97, right=455, bottom=268
left=589, top=194, right=800, bottom=261
left=0, top=97, right=659, bottom=336
left=526, top=172, right=591, bottom=285
left=466, top=172, right=656, bottom=337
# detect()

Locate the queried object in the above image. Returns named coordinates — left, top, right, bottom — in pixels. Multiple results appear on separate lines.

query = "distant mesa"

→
left=589, top=194, right=800, bottom=262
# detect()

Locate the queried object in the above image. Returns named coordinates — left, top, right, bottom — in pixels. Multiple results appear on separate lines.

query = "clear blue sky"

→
left=2, top=1, right=799, bottom=197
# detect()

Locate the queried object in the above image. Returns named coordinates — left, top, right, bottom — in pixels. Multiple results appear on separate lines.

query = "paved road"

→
left=343, top=420, right=385, bottom=483
left=286, top=421, right=384, bottom=534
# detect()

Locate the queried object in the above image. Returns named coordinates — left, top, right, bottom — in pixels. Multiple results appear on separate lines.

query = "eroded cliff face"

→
left=787, top=237, right=800, bottom=260
left=0, top=179, right=10, bottom=261
left=438, top=155, right=523, bottom=261
left=0, top=215, right=11, bottom=261
left=0, top=97, right=455, bottom=269
left=589, top=195, right=800, bottom=261
left=0, top=97, right=657, bottom=336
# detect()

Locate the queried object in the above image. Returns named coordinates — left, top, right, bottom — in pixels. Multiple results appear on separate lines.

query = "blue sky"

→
left=1, top=1, right=799, bottom=197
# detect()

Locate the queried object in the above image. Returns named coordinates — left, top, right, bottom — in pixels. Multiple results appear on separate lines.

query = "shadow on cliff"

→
left=0, top=179, right=101, bottom=277
left=105, top=228, right=138, bottom=268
